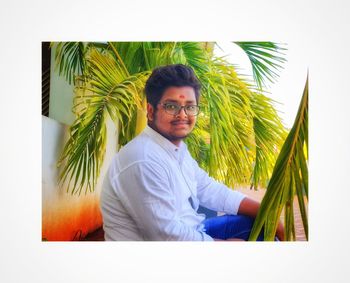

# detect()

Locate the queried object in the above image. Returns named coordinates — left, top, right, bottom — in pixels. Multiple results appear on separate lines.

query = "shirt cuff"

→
left=223, top=190, right=247, bottom=215
left=201, top=232, right=214, bottom=241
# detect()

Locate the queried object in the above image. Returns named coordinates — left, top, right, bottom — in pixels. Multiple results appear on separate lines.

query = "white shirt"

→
left=100, top=125, right=246, bottom=241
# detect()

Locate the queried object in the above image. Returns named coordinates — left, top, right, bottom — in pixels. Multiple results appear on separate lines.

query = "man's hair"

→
left=145, top=64, right=201, bottom=109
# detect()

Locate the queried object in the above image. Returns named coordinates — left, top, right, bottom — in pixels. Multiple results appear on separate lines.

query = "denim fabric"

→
left=203, top=215, right=265, bottom=241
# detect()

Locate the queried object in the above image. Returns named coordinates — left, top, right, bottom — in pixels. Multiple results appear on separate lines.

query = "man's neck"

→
left=148, top=124, right=182, bottom=147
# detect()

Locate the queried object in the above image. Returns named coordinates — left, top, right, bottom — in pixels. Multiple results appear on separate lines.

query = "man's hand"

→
left=237, top=197, right=260, bottom=217
left=238, top=197, right=285, bottom=241
left=276, top=221, right=285, bottom=241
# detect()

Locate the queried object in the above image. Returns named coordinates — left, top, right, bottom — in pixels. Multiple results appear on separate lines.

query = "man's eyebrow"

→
left=164, top=99, right=196, bottom=104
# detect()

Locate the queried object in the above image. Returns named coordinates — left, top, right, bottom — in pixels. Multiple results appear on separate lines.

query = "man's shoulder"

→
left=115, top=132, right=164, bottom=167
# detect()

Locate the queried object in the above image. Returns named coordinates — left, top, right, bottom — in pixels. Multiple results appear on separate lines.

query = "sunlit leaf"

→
left=249, top=76, right=308, bottom=241
left=234, top=42, right=286, bottom=90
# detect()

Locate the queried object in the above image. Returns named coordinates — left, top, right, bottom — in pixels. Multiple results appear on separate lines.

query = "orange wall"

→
left=42, top=116, right=117, bottom=241
left=42, top=192, right=102, bottom=241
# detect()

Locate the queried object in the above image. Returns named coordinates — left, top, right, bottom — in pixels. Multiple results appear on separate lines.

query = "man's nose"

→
left=177, top=107, right=188, bottom=118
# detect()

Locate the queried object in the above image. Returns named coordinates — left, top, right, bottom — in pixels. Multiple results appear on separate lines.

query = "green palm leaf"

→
left=186, top=54, right=285, bottom=189
left=185, top=57, right=250, bottom=184
left=200, top=59, right=254, bottom=186
left=58, top=48, right=148, bottom=194
left=57, top=101, right=107, bottom=195
left=53, top=42, right=109, bottom=85
left=53, top=42, right=88, bottom=85
left=235, top=42, right=286, bottom=90
left=172, top=42, right=210, bottom=75
left=249, top=76, right=308, bottom=241
left=250, top=93, right=287, bottom=189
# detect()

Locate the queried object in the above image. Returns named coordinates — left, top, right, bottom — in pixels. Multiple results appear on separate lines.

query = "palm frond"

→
left=249, top=76, right=308, bottom=241
left=58, top=100, right=107, bottom=195
left=250, top=93, right=287, bottom=189
left=234, top=42, right=287, bottom=90
left=58, top=49, right=148, bottom=194
left=185, top=113, right=211, bottom=170
left=184, top=52, right=285, bottom=190
left=193, top=57, right=255, bottom=186
left=52, top=42, right=87, bottom=85
left=108, top=42, right=176, bottom=74
left=172, top=42, right=210, bottom=75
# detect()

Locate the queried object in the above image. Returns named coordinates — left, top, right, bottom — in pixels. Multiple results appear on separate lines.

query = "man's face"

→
left=147, top=86, right=198, bottom=145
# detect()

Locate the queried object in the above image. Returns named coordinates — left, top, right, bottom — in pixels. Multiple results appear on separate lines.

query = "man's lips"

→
left=171, top=121, right=190, bottom=125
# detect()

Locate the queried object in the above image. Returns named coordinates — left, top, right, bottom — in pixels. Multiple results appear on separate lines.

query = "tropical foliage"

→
left=53, top=42, right=287, bottom=196
left=235, top=42, right=286, bottom=90
left=249, top=77, right=308, bottom=241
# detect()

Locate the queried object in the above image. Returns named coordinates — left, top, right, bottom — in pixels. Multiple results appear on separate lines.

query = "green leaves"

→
left=57, top=47, right=148, bottom=195
left=186, top=56, right=286, bottom=189
left=250, top=93, right=287, bottom=189
left=249, top=76, right=308, bottom=241
left=58, top=103, right=107, bottom=195
left=196, top=59, right=254, bottom=186
left=53, top=42, right=87, bottom=85
left=53, top=41, right=287, bottom=202
left=235, top=42, right=286, bottom=90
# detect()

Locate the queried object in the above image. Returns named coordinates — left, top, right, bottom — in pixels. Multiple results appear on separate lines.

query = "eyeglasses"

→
left=159, top=103, right=200, bottom=116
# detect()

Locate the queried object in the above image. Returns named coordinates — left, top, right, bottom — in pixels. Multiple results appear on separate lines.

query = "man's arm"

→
left=237, top=197, right=260, bottom=217
left=193, top=161, right=246, bottom=215
left=193, top=159, right=284, bottom=241
left=213, top=198, right=284, bottom=241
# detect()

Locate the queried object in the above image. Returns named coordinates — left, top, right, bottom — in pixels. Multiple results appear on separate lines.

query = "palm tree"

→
left=53, top=41, right=287, bottom=195
left=51, top=42, right=308, bottom=241
left=249, top=76, right=308, bottom=241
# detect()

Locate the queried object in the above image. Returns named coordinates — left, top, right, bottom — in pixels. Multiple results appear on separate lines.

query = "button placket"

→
left=178, top=162, right=198, bottom=211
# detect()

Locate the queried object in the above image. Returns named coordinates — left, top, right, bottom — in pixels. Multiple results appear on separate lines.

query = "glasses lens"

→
left=163, top=103, right=199, bottom=116
left=164, top=104, right=179, bottom=115
left=185, top=105, right=199, bottom=116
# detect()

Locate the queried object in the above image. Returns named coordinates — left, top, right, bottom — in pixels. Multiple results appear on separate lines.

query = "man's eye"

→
left=186, top=106, right=196, bottom=111
left=166, top=104, right=178, bottom=110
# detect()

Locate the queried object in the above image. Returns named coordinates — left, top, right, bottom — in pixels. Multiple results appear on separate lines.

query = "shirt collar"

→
left=143, top=125, right=187, bottom=161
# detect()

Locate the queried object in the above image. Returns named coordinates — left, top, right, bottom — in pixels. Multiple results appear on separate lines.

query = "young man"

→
left=100, top=64, right=284, bottom=241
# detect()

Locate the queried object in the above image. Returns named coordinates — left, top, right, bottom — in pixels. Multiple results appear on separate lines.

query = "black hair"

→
left=145, top=64, right=201, bottom=109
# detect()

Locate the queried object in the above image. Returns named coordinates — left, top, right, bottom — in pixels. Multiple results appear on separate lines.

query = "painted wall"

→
left=42, top=116, right=117, bottom=240
left=42, top=46, right=118, bottom=240
left=48, top=44, right=76, bottom=126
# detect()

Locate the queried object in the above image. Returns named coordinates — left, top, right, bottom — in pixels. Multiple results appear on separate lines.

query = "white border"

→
left=1, top=0, right=350, bottom=282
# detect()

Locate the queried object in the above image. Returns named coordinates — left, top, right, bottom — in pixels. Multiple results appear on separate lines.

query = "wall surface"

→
left=42, top=45, right=119, bottom=240
left=48, top=45, right=75, bottom=126
left=42, top=116, right=117, bottom=240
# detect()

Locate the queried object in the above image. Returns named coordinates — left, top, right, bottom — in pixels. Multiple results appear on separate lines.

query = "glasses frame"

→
left=158, top=102, right=200, bottom=116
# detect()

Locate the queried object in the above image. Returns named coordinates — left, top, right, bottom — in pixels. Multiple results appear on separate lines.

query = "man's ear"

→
left=147, top=103, right=154, bottom=121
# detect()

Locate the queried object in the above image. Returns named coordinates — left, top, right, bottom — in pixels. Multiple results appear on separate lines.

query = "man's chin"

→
left=165, top=131, right=191, bottom=142
left=172, top=129, right=191, bottom=138
left=150, top=123, right=193, bottom=143
left=169, top=134, right=189, bottom=141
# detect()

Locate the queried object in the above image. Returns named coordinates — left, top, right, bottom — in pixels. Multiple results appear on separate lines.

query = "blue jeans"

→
left=202, top=215, right=265, bottom=241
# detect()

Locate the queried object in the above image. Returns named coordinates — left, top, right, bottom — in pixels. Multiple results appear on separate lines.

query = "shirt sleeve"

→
left=111, top=160, right=214, bottom=241
left=193, top=159, right=247, bottom=215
